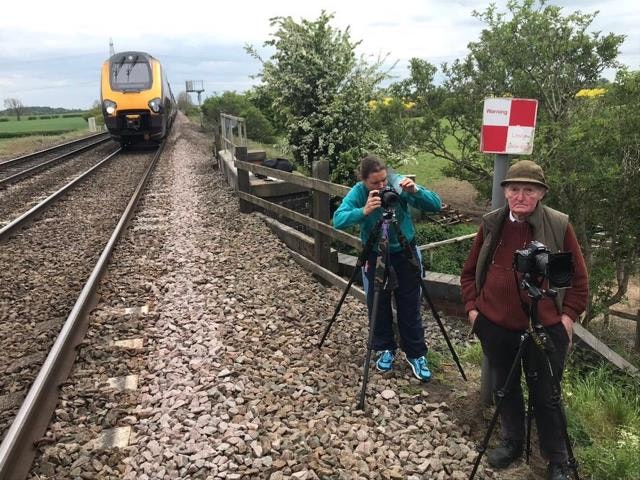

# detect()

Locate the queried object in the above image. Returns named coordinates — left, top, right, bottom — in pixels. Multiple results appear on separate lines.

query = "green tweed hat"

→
left=500, top=160, right=548, bottom=189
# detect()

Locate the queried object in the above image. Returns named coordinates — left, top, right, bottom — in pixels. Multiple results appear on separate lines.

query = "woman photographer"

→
left=461, top=160, right=588, bottom=480
left=332, top=154, right=441, bottom=382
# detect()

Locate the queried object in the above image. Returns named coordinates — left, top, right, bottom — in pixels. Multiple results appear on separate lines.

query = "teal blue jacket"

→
left=333, top=179, right=441, bottom=253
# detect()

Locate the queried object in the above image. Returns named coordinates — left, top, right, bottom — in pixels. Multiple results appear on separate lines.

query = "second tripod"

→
left=468, top=276, right=579, bottom=480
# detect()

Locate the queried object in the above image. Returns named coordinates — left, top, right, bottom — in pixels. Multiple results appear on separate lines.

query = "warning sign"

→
left=480, top=98, right=538, bottom=155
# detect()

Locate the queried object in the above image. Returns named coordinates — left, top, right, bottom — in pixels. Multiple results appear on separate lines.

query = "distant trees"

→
left=3, top=98, right=25, bottom=121
left=177, top=92, right=197, bottom=115
left=82, top=100, right=104, bottom=127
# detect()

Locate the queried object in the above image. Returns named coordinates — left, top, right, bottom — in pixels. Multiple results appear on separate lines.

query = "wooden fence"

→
left=609, top=308, right=640, bottom=351
left=215, top=115, right=640, bottom=380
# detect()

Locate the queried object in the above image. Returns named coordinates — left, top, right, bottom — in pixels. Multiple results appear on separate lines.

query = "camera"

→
left=514, top=241, right=574, bottom=289
left=375, top=186, right=400, bottom=210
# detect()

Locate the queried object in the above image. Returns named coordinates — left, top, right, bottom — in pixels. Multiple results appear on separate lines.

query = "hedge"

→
left=0, top=130, right=75, bottom=139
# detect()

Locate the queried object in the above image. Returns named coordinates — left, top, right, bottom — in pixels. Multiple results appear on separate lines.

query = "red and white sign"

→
left=480, top=98, right=538, bottom=154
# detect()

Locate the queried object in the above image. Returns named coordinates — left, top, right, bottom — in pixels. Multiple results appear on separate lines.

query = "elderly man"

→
left=461, top=160, right=588, bottom=480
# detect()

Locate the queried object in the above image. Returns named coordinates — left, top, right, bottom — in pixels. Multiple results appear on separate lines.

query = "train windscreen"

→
left=110, top=54, right=152, bottom=91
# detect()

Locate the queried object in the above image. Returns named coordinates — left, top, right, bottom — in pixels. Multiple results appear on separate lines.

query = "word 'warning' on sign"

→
left=480, top=98, right=538, bottom=155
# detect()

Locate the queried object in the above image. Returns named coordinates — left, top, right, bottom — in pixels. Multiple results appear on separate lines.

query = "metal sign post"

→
left=186, top=80, right=205, bottom=126
left=479, top=97, right=539, bottom=404
left=491, top=154, right=510, bottom=209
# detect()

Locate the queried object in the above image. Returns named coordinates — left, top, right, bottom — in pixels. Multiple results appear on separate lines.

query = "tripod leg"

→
left=523, top=353, right=537, bottom=464
left=317, top=218, right=384, bottom=348
left=357, top=288, right=382, bottom=410
left=469, top=335, right=529, bottom=480
left=318, top=263, right=362, bottom=349
left=536, top=349, right=581, bottom=480
left=526, top=391, right=533, bottom=463
left=419, top=278, right=467, bottom=381
left=358, top=224, right=393, bottom=411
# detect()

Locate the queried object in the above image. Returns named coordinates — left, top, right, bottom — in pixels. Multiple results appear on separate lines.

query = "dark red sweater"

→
left=461, top=219, right=589, bottom=331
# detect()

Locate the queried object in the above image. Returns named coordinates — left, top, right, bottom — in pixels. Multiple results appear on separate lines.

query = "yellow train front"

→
left=100, top=51, right=176, bottom=147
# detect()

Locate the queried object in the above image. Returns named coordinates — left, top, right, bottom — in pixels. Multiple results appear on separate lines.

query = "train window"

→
left=111, top=56, right=152, bottom=91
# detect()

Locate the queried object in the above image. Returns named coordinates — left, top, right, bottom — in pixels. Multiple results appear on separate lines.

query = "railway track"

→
left=0, top=138, right=118, bottom=231
left=0, top=142, right=165, bottom=479
left=0, top=133, right=110, bottom=188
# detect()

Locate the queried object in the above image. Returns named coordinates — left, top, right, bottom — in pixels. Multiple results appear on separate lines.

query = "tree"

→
left=177, top=91, right=195, bottom=114
left=247, top=11, right=393, bottom=185
left=404, top=0, right=623, bottom=197
left=4, top=98, right=25, bottom=121
left=398, top=0, right=631, bottom=319
left=552, top=72, right=640, bottom=321
left=201, top=90, right=276, bottom=144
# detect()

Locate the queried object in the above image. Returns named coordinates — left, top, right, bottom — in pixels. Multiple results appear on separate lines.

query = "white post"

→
left=88, top=117, right=97, bottom=133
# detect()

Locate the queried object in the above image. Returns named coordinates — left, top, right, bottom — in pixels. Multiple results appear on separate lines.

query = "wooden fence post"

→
left=312, top=159, right=332, bottom=270
left=235, top=146, right=253, bottom=214
left=635, top=309, right=640, bottom=351
left=213, top=131, right=221, bottom=163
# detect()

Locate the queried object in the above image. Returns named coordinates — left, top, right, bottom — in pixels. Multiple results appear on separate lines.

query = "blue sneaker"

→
left=375, top=350, right=395, bottom=372
left=406, top=355, right=432, bottom=382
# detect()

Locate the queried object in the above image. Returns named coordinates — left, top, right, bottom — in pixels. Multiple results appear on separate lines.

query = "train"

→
left=100, top=51, right=177, bottom=147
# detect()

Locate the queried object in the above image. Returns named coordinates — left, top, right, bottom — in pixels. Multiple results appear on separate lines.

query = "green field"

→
left=395, top=125, right=461, bottom=188
left=396, top=151, right=450, bottom=189
left=245, top=139, right=455, bottom=189
left=0, top=116, right=87, bottom=135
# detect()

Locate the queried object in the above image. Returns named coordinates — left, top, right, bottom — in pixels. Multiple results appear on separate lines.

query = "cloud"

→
left=0, top=0, right=638, bottom=109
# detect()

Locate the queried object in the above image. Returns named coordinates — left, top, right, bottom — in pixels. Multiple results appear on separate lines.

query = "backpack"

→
left=255, top=157, right=295, bottom=179
left=263, top=157, right=294, bottom=172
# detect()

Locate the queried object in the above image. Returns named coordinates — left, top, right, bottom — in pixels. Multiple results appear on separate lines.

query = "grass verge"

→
left=564, top=364, right=640, bottom=480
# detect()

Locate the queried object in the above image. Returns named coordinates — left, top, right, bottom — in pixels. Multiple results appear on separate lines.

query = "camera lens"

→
left=380, top=187, right=400, bottom=210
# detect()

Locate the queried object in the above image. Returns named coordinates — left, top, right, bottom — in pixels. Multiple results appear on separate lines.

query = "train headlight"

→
left=102, top=99, right=117, bottom=115
left=148, top=98, right=163, bottom=113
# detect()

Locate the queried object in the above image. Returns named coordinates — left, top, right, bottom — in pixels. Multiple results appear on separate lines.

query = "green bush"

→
left=414, top=222, right=477, bottom=275
left=82, top=107, right=105, bottom=127
left=0, top=118, right=9, bottom=122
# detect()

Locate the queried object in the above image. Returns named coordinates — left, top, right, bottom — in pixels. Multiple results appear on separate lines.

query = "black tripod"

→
left=469, top=274, right=579, bottom=480
left=318, top=209, right=466, bottom=410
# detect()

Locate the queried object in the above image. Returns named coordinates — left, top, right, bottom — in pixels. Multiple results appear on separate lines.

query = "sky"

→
left=0, top=0, right=638, bottom=110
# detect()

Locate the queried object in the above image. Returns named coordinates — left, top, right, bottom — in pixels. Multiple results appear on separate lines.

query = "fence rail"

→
left=232, top=158, right=476, bottom=256
left=234, top=159, right=351, bottom=197
left=216, top=113, right=640, bottom=380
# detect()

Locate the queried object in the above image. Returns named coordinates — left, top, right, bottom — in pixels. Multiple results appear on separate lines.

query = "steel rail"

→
left=0, top=148, right=120, bottom=241
left=0, top=132, right=109, bottom=168
left=0, top=140, right=166, bottom=480
left=0, top=137, right=111, bottom=187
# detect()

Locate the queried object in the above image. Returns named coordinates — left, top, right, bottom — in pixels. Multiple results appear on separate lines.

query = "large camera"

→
left=375, top=186, right=400, bottom=210
left=513, top=241, right=573, bottom=289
